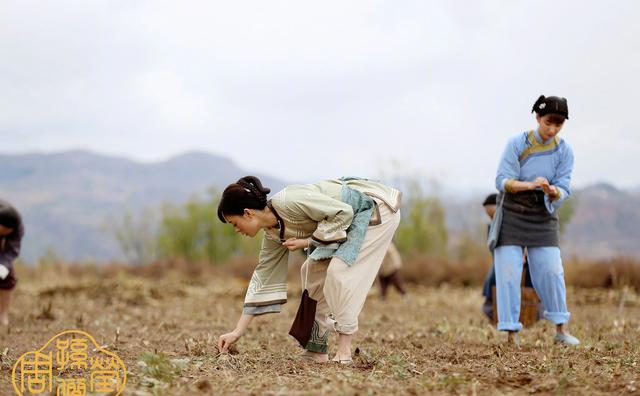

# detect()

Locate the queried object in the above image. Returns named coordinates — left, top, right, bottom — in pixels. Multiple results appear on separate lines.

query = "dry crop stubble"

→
left=0, top=266, right=638, bottom=395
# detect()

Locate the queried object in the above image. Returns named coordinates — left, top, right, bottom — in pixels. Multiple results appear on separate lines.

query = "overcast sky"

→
left=1, top=1, right=639, bottom=191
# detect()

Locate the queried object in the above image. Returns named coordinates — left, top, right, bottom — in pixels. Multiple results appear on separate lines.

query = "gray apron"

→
left=497, top=190, right=559, bottom=247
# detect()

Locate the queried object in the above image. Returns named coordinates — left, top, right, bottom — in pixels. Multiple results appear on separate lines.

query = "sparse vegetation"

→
left=393, top=179, right=449, bottom=257
left=139, top=352, right=188, bottom=384
left=1, top=259, right=639, bottom=395
left=116, top=189, right=263, bottom=264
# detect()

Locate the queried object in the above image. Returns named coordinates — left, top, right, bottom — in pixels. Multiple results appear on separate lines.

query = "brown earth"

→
left=1, top=265, right=639, bottom=396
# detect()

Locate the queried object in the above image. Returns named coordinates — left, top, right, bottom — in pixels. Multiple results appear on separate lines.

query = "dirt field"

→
left=1, top=266, right=639, bottom=395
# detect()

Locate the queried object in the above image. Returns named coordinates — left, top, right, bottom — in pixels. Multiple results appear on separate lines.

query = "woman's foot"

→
left=506, top=331, right=520, bottom=346
left=334, top=333, right=353, bottom=363
left=300, top=350, right=328, bottom=363
left=555, top=324, right=580, bottom=345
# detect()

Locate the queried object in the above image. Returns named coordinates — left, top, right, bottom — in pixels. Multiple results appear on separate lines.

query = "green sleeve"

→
left=243, top=233, right=289, bottom=311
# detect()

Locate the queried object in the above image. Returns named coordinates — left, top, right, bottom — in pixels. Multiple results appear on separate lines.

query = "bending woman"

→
left=494, top=95, right=580, bottom=345
left=217, top=176, right=401, bottom=362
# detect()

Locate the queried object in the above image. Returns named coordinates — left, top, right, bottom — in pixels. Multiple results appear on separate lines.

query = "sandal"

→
left=334, top=359, right=353, bottom=365
left=331, top=355, right=353, bottom=365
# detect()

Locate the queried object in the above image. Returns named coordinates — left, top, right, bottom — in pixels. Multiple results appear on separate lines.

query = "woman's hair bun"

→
left=237, top=176, right=270, bottom=205
left=531, top=95, right=546, bottom=113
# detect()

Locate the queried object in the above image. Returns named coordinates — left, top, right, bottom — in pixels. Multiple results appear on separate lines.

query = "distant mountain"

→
left=562, top=183, right=640, bottom=259
left=0, top=150, right=286, bottom=262
left=1, top=151, right=637, bottom=262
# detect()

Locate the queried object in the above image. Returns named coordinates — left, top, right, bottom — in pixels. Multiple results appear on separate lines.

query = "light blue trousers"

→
left=494, top=246, right=570, bottom=332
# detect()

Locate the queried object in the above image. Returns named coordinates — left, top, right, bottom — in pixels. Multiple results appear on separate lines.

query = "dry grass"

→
left=1, top=261, right=639, bottom=395
left=24, top=252, right=640, bottom=290
left=564, top=257, right=640, bottom=290
left=400, top=255, right=640, bottom=292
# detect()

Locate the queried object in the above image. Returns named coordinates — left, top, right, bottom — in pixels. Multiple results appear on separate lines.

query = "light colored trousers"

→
left=494, top=245, right=571, bottom=332
left=302, top=200, right=400, bottom=353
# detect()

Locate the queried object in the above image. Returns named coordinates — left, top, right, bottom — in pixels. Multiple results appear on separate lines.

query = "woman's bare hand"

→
left=218, top=330, right=242, bottom=352
left=529, top=177, right=559, bottom=197
left=544, top=185, right=560, bottom=198
left=282, top=238, right=309, bottom=251
left=533, top=177, right=550, bottom=190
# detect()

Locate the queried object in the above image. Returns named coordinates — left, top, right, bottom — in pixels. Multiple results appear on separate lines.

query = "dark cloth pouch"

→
left=288, top=289, right=317, bottom=347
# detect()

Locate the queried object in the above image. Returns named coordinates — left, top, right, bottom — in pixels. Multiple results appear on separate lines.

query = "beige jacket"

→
left=244, top=179, right=401, bottom=310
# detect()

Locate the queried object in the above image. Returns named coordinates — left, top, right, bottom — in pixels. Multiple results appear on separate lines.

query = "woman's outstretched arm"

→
left=218, top=314, right=254, bottom=352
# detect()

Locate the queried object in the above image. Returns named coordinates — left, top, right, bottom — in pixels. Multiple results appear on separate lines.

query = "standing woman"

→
left=494, top=95, right=580, bottom=345
left=216, top=176, right=401, bottom=363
